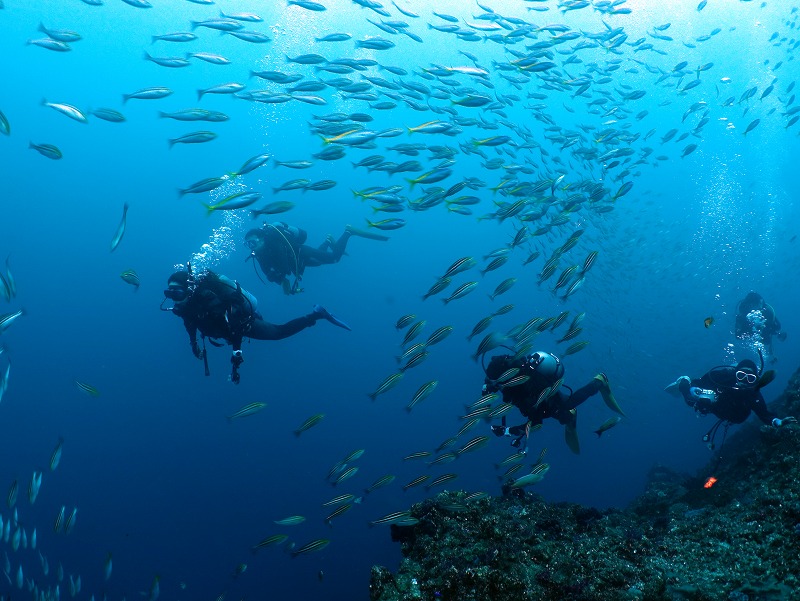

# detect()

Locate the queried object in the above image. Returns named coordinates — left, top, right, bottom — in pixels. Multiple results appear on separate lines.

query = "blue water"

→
left=2, top=0, right=800, bottom=599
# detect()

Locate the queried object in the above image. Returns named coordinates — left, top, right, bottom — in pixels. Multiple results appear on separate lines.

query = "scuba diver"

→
left=162, top=266, right=350, bottom=384
left=244, top=222, right=389, bottom=295
left=483, top=350, right=625, bottom=454
left=664, top=356, right=796, bottom=448
left=734, top=291, right=786, bottom=358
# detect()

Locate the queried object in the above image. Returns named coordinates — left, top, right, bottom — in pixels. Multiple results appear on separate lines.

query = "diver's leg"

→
left=560, top=382, right=600, bottom=411
left=567, top=374, right=625, bottom=416
left=298, top=244, right=337, bottom=268
left=247, top=314, right=318, bottom=341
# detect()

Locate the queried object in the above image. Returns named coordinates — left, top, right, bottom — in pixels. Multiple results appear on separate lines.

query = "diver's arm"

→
left=184, top=320, right=203, bottom=358
left=751, top=392, right=777, bottom=425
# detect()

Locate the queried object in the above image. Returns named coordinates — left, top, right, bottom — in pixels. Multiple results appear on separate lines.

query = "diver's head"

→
left=245, top=229, right=266, bottom=253
left=529, top=351, right=564, bottom=382
left=742, top=291, right=764, bottom=310
left=164, top=271, right=190, bottom=302
left=734, top=359, right=759, bottom=387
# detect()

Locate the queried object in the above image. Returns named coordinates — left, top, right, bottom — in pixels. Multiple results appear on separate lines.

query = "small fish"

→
left=442, top=281, right=478, bottom=305
left=403, top=451, right=431, bottom=461
left=104, top=553, right=112, bottom=581
left=406, top=380, right=438, bottom=412
left=0, top=308, right=24, bottom=332
left=325, top=503, right=353, bottom=524
left=395, top=314, right=416, bottom=330
left=252, top=534, right=289, bottom=551
left=92, top=108, right=126, bottom=123
left=42, top=100, right=88, bottom=123
left=402, top=475, right=430, bottom=491
left=426, top=473, right=458, bottom=490
left=457, top=435, right=490, bottom=455
left=322, top=493, right=359, bottom=506
left=50, top=438, right=64, bottom=471
left=110, top=203, right=129, bottom=252
left=29, top=142, right=62, bottom=160
left=368, top=372, right=403, bottom=400
left=28, top=471, right=42, bottom=504
left=123, top=86, right=173, bottom=103
left=594, top=416, right=622, bottom=437
left=251, top=201, right=295, bottom=217
left=168, top=131, right=217, bottom=148
left=291, top=538, right=330, bottom=557
left=425, top=326, right=453, bottom=346
left=120, top=269, right=140, bottom=289
left=333, top=466, right=359, bottom=486
left=369, top=510, right=411, bottom=526
left=364, top=474, right=395, bottom=493
left=7, top=480, right=17, bottom=508
left=441, top=257, right=476, bottom=279
left=75, top=381, right=99, bottom=397
left=294, top=413, right=324, bottom=436
left=54, top=506, right=65, bottom=533
left=274, top=515, right=306, bottom=526
left=234, top=153, right=270, bottom=177
left=64, top=506, right=78, bottom=534
left=226, top=402, right=267, bottom=421
left=743, top=119, right=760, bottom=136
left=704, top=316, right=714, bottom=328
left=563, top=341, right=590, bottom=356
left=509, top=464, right=550, bottom=488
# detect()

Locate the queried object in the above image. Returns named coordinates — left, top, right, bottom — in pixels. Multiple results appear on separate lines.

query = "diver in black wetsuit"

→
left=244, top=222, right=388, bottom=295
left=163, top=268, right=349, bottom=384
left=665, top=358, right=796, bottom=447
left=483, top=351, right=625, bottom=454
left=734, top=291, right=786, bottom=358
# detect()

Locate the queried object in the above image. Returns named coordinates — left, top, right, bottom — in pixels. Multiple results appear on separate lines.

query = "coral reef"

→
left=370, top=368, right=800, bottom=601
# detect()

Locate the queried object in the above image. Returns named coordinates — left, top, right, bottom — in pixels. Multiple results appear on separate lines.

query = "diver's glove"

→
left=491, top=425, right=510, bottom=437
left=772, top=417, right=797, bottom=427
left=191, top=341, right=205, bottom=359
left=664, top=376, right=690, bottom=396
left=231, top=350, right=243, bottom=385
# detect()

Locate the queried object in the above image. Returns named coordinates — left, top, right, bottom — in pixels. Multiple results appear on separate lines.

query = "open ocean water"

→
left=1, top=0, right=800, bottom=599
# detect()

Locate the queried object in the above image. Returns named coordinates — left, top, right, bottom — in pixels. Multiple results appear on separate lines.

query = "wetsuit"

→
left=677, top=366, right=775, bottom=425
left=485, top=354, right=604, bottom=433
left=253, top=225, right=352, bottom=290
left=173, top=274, right=320, bottom=354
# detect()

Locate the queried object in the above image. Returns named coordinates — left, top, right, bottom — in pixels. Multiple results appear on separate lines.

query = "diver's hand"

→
left=191, top=341, right=205, bottom=359
left=231, top=350, right=244, bottom=368
left=773, top=416, right=797, bottom=427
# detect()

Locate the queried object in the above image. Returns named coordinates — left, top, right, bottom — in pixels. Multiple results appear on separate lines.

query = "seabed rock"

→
left=370, top=367, right=800, bottom=601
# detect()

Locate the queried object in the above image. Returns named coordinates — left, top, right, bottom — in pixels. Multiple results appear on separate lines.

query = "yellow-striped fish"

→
left=75, top=381, right=100, bottom=397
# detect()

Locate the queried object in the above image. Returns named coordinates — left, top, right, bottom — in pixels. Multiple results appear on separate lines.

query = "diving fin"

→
left=313, top=305, right=352, bottom=331
left=756, top=369, right=776, bottom=389
left=564, top=423, right=580, bottom=455
left=345, top=225, right=389, bottom=242
left=594, top=373, right=626, bottom=417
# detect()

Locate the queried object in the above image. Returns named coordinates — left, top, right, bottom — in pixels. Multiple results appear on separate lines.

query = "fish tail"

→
left=122, top=94, right=129, bottom=104
left=203, top=204, right=215, bottom=217
left=189, top=20, right=198, bottom=30
left=197, top=90, right=204, bottom=101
